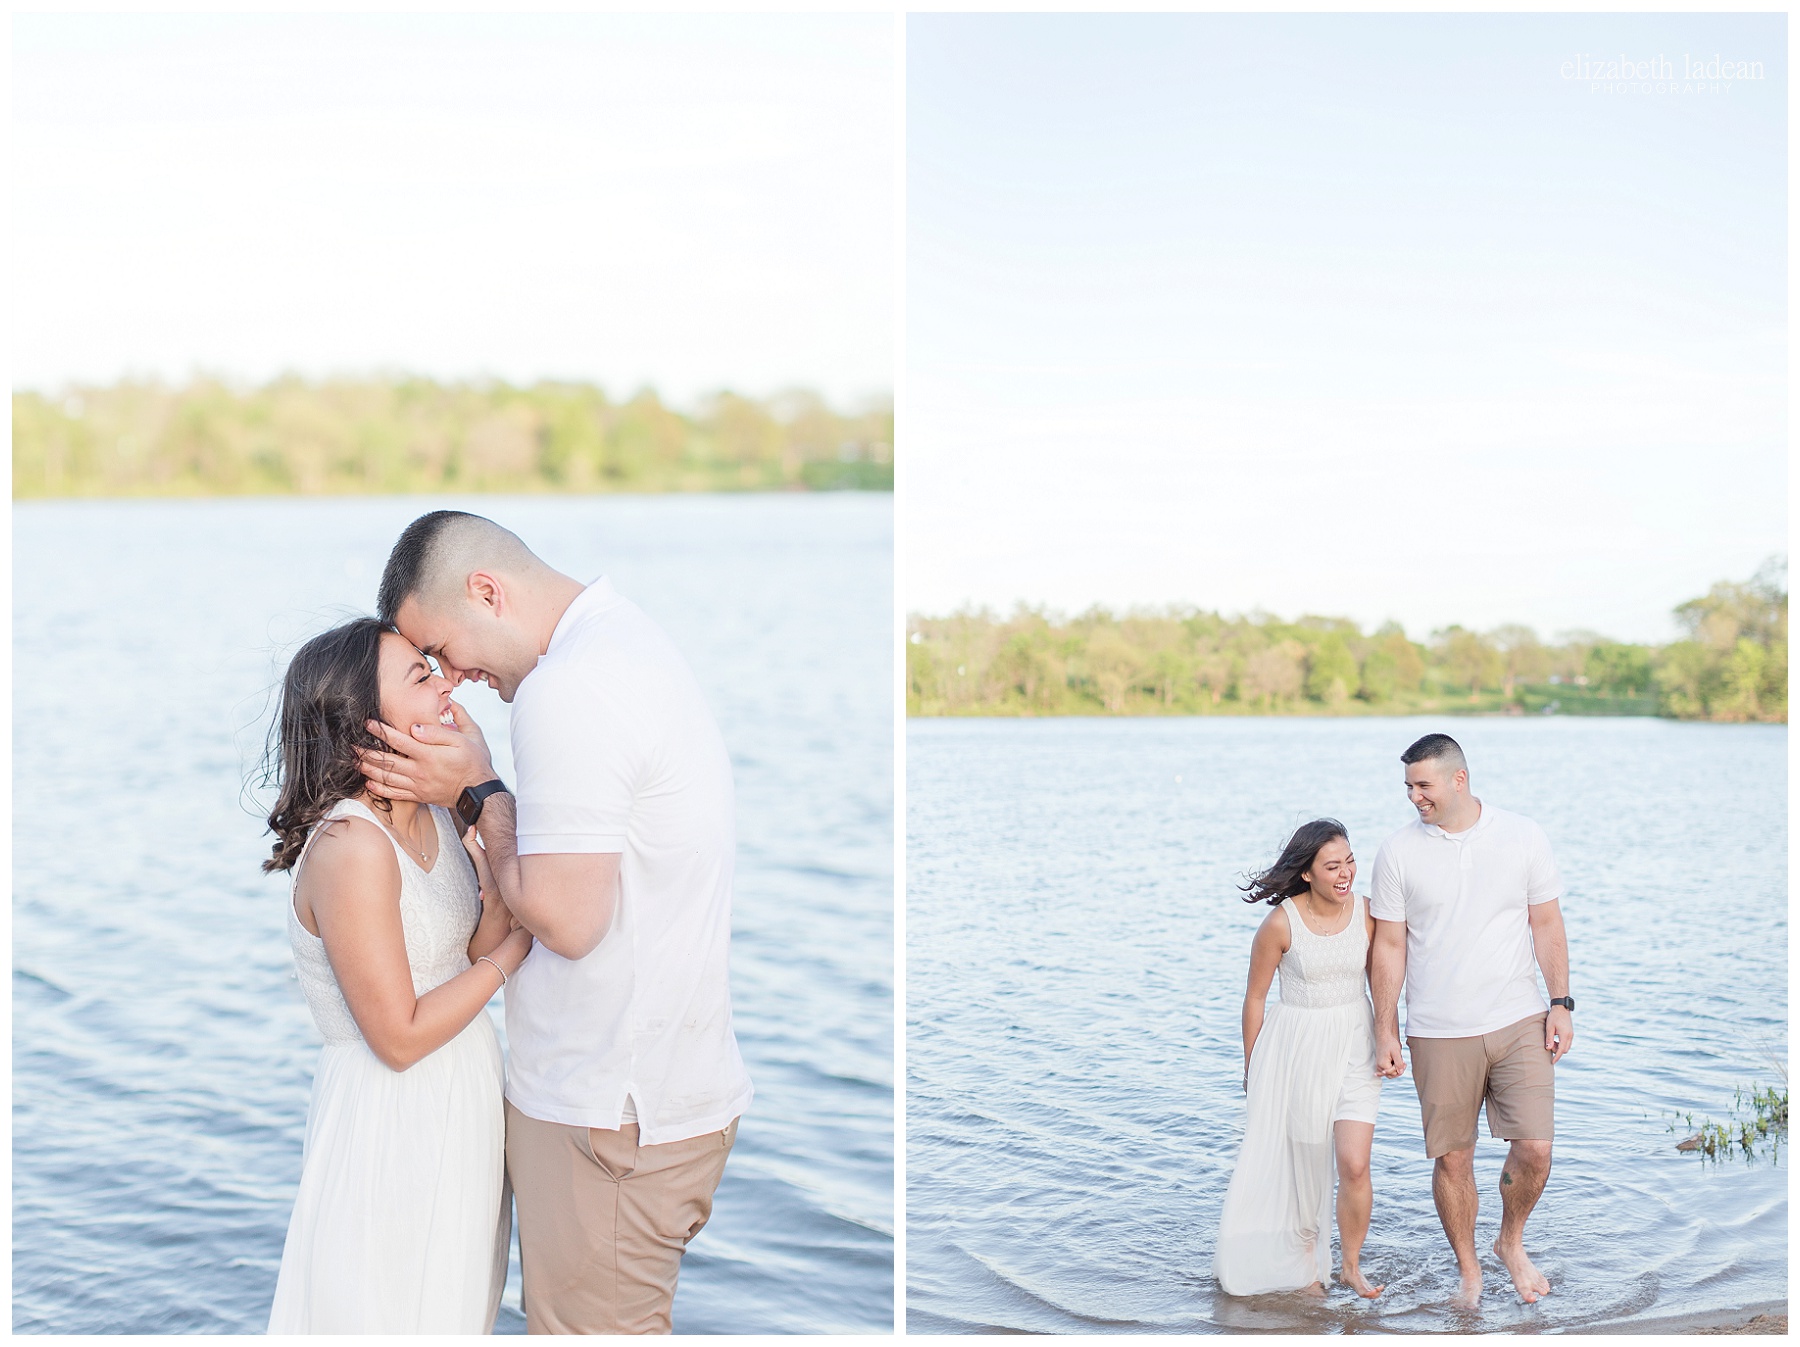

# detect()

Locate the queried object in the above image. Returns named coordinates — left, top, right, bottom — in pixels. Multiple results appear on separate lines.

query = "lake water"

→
left=13, top=494, right=894, bottom=1334
left=906, top=716, right=1786, bottom=1333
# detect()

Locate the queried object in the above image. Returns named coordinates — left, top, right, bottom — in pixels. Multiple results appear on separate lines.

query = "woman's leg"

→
left=1333, top=1120, right=1383, bottom=1297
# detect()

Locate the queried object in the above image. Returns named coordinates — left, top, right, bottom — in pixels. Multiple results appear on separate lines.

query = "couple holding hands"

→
left=1214, top=733, right=1574, bottom=1310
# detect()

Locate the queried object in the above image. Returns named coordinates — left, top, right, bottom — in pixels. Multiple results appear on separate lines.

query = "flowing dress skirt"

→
left=267, top=1013, right=509, bottom=1333
left=1212, top=997, right=1377, bottom=1296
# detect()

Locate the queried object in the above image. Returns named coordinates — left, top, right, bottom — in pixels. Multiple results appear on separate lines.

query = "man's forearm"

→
left=1532, top=911, right=1570, bottom=998
left=1371, top=939, right=1405, bottom=1038
left=475, top=794, right=529, bottom=929
left=474, top=795, right=616, bottom=959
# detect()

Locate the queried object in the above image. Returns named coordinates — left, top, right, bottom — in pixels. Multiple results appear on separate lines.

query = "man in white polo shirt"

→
left=359, top=510, right=754, bottom=1334
left=1370, top=733, right=1572, bottom=1311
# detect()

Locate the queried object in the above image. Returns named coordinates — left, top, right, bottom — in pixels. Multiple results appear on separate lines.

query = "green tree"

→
left=993, top=629, right=1064, bottom=710
left=12, top=377, right=893, bottom=497
left=1193, top=648, right=1233, bottom=706
left=903, top=567, right=1785, bottom=725
left=1657, top=559, right=1786, bottom=723
left=1720, top=638, right=1767, bottom=721
left=1243, top=641, right=1305, bottom=708
left=1148, top=647, right=1191, bottom=708
left=1305, top=633, right=1357, bottom=705
left=1081, top=625, right=1143, bottom=712
left=1358, top=625, right=1424, bottom=703
left=906, top=635, right=941, bottom=710
left=1436, top=626, right=1503, bottom=697
left=1490, top=624, right=1549, bottom=699
left=1584, top=642, right=1654, bottom=696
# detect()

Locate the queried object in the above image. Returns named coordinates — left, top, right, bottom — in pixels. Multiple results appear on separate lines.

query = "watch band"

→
left=1549, top=995, right=1575, bottom=1013
left=456, top=778, right=509, bottom=830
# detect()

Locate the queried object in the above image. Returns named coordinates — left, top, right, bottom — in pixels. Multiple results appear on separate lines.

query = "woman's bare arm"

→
left=1241, top=905, right=1289, bottom=1089
left=301, top=818, right=532, bottom=1072
left=460, top=825, right=516, bottom=962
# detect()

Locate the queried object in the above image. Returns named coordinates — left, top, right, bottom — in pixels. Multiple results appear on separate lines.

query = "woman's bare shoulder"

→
left=1255, top=900, right=1292, bottom=952
left=297, top=815, right=400, bottom=894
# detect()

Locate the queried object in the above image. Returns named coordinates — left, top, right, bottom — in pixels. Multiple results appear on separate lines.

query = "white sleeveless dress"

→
left=267, top=799, right=509, bottom=1334
left=1213, top=894, right=1382, bottom=1296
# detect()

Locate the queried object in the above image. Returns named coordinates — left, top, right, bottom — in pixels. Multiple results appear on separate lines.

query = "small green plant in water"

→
left=1668, top=1080, right=1788, bottom=1164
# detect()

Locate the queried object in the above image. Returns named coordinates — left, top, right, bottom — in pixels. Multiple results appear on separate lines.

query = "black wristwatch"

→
left=456, top=779, right=509, bottom=830
left=1549, top=996, right=1575, bottom=1014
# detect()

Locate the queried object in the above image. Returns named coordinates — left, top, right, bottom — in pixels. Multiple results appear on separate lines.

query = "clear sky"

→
left=906, top=13, right=1786, bottom=644
left=14, top=13, right=894, bottom=406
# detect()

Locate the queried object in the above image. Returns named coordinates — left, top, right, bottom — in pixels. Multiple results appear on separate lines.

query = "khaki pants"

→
left=1409, top=1013, right=1556, bottom=1158
left=505, top=1101, right=738, bottom=1334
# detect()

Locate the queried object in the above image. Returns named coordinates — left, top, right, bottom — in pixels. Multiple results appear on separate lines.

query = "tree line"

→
left=13, top=377, right=893, bottom=497
left=907, top=562, right=1786, bottom=724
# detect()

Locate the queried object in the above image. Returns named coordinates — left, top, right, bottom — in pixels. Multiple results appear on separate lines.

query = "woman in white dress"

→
left=1213, top=819, right=1384, bottom=1300
left=261, top=617, right=533, bottom=1333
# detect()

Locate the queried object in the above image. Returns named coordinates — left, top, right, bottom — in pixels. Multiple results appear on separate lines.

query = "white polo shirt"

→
left=503, top=577, right=754, bottom=1145
left=1368, top=802, right=1563, bottom=1039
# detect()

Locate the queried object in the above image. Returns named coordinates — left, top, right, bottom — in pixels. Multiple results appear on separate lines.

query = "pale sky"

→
left=906, top=13, right=1786, bottom=644
left=13, top=13, right=894, bottom=406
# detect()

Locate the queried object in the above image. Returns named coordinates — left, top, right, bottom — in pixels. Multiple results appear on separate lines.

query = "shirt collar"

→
left=1423, top=798, right=1487, bottom=841
left=540, top=575, right=617, bottom=664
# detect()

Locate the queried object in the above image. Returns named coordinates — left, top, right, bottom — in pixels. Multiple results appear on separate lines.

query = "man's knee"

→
left=1507, top=1137, right=1553, bottom=1172
left=1434, top=1146, right=1476, bottom=1180
left=1338, top=1154, right=1369, bottom=1184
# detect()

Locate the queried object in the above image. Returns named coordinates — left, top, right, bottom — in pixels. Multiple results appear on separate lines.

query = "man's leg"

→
left=506, top=1102, right=739, bottom=1335
left=1493, top=1139, right=1552, bottom=1301
left=602, top=1118, right=739, bottom=1334
left=1483, top=1015, right=1557, bottom=1302
left=506, top=1100, right=624, bottom=1334
left=1432, top=1145, right=1483, bottom=1308
left=1410, top=1035, right=1486, bottom=1310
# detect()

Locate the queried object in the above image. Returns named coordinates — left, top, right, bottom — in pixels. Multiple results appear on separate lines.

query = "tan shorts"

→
left=504, top=1101, right=739, bottom=1334
left=1408, top=1013, right=1555, bottom=1158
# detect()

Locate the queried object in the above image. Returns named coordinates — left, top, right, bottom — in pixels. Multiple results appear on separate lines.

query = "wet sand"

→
left=1585, top=1301, right=1786, bottom=1335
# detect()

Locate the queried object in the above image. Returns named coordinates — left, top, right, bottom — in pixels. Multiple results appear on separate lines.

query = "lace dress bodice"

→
left=1274, top=894, right=1371, bottom=1010
left=287, top=799, right=482, bottom=1045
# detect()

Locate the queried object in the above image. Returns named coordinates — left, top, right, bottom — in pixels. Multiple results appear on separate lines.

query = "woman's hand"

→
left=488, top=922, right=534, bottom=978
left=463, top=824, right=498, bottom=896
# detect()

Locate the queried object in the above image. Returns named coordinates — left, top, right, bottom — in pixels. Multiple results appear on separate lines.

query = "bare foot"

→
left=1492, top=1238, right=1550, bottom=1302
left=1301, top=1280, right=1327, bottom=1299
left=1338, top=1265, right=1384, bottom=1299
left=1450, top=1268, right=1483, bottom=1310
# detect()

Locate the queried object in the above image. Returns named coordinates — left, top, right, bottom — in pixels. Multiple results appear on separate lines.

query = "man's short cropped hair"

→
left=377, top=510, right=537, bottom=625
left=1401, top=732, right=1468, bottom=775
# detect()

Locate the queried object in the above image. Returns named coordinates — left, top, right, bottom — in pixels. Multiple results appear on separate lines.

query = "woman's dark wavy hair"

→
left=262, top=617, right=396, bottom=873
left=1239, top=818, right=1350, bottom=906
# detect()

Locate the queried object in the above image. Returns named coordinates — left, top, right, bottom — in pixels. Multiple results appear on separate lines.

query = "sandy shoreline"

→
left=1581, top=1300, right=1786, bottom=1335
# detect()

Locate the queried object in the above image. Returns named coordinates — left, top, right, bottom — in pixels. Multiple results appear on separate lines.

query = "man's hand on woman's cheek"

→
left=357, top=718, right=496, bottom=807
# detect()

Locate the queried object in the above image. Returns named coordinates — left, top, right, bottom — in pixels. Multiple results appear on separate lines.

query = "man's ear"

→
left=467, top=570, right=504, bottom=613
